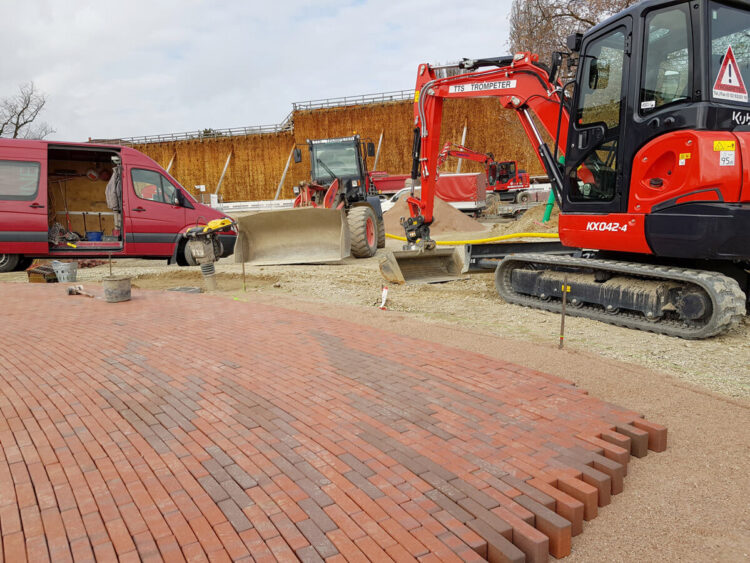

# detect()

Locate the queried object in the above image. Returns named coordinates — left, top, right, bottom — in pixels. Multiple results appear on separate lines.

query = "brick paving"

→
left=0, top=284, right=667, bottom=562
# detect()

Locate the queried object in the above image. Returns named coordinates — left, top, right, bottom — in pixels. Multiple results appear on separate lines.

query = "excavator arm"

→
left=403, top=52, right=570, bottom=245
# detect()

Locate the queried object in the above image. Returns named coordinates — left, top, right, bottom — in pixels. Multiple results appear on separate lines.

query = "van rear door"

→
left=0, top=141, right=48, bottom=254
left=125, top=166, right=186, bottom=255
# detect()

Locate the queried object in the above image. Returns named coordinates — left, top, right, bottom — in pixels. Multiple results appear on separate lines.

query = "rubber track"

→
left=495, top=253, right=746, bottom=339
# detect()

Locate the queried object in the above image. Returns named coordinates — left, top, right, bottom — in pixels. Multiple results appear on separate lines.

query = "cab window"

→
left=0, top=161, right=40, bottom=201
left=571, top=28, right=626, bottom=202
left=710, top=2, right=750, bottom=105
left=640, top=4, right=691, bottom=113
left=131, top=169, right=179, bottom=204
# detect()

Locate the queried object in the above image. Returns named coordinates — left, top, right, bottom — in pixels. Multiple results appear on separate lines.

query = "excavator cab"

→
left=560, top=0, right=750, bottom=262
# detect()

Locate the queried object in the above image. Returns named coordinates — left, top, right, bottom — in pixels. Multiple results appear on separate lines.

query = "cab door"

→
left=125, top=166, right=185, bottom=256
left=0, top=141, right=48, bottom=254
left=564, top=19, right=632, bottom=215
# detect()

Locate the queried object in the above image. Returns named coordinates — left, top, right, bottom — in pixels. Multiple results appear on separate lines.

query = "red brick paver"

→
left=0, top=285, right=667, bottom=561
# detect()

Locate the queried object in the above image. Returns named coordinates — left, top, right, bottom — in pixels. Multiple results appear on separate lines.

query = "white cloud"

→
left=1, top=0, right=513, bottom=140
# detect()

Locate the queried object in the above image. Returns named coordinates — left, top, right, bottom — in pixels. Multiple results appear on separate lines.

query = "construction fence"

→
left=115, top=96, right=547, bottom=202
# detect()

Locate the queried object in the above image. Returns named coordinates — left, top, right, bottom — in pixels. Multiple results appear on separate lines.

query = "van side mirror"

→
left=367, top=142, right=375, bottom=157
left=293, top=148, right=302, bottom=163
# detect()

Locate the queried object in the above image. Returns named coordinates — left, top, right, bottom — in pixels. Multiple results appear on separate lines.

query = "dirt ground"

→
left=1, top=211, right=748, bottom=561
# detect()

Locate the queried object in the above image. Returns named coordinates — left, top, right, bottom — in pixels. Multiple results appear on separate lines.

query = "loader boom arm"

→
left=406, top=53, right=570, bottom=242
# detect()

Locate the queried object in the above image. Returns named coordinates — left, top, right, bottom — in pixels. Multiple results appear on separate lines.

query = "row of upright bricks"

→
left=352, top=407, right=667, bottom=562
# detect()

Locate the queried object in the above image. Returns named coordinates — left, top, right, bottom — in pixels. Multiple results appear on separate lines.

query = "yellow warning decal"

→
left=414, top=90, right=420, bottom=102
left=679, top=153, right=691, bottom=160
left=713, top=140, right=735, bottom=151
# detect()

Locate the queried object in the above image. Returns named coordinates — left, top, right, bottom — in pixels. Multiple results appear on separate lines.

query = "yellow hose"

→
left=385, top=232, right=559, bottom=245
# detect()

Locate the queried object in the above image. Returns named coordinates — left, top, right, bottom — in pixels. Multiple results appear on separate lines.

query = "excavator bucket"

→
left=234, top=208, right=351, bottom=266
left=379, top=246, right=468, bottom=284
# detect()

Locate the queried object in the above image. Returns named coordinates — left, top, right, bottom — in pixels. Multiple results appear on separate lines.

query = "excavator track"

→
left=495, top=254, right=746, bottom=339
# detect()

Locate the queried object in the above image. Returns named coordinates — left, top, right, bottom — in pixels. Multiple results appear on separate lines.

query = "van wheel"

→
left=0, top=254, right=20, bottom=273
left=348, top=206, right=378, bottom=258
left=377, top=216, right=386, bottom=249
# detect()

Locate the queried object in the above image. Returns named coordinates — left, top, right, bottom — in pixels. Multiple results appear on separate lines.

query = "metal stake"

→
left=456, top=120, right=468, bottom=173
left=559, top=274, right=569, bottom=349
left=274, top=145, right=295, bottom=200
left=108, top=253, right=112, bottom=276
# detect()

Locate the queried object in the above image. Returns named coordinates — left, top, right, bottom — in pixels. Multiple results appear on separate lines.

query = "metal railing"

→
left=91, top=89, right=413, bottom=146
left=292, top=90, right=413, bottom=111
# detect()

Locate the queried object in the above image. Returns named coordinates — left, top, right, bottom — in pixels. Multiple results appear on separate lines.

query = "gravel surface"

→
left=9, top=239, right=744, bottom=399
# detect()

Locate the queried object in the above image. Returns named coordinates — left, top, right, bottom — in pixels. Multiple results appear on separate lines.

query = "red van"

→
left=0, top=139, right=235, bottom=272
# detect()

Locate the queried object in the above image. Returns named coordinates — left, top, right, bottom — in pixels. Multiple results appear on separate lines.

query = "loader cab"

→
left=563, top=0, right=750, bottom=216
left=306, top=136, right=375, bottom=201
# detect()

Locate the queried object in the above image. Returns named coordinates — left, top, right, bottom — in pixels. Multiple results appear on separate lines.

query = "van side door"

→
left=0, top=142, right=48, bottom=255
left=125, top=166, right=186, bottom=256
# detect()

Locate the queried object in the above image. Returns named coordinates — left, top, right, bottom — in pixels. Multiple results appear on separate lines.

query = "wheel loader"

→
left=234, top=135, right=385, bottom=266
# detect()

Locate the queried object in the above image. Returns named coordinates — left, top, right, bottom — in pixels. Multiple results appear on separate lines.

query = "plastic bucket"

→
left=86, top=231, right=103, bottom=241
left=102, top=276, right=131, bottom=303
left=51, top=261, right=78, bottom=282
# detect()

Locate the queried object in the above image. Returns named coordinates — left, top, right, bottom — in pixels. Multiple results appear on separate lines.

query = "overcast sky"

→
left=1, top=0, right=513, bottom=141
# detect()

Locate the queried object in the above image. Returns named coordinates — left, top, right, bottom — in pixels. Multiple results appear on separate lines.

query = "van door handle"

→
left=29, top=203, right=44, bottom=208
left=132, top=206, right=146, bottom=212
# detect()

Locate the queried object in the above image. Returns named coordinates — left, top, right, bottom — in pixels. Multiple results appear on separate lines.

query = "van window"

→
left=0, top=161, right=41, bottom=201
left=131, top=168, right=179, bottom=205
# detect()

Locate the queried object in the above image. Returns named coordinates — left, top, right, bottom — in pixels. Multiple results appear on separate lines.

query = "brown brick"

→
left=557, top=477, right=598, bottom=521
left=600, top=429, right=631, bottom=452
left=632, top=419, right=668, bottom=452
left=514, top=495, right=571, bottom=558
left=578, top=435, right=630, bottom=473
left=492, top=506, right=550, bottom=563
left=466, top=519, right=525, bottom=563
left=527, top=478, right=583, bottom=536
left=615, top=424, right=649, bottom=458
left=458, top=498, right=512, bottom=540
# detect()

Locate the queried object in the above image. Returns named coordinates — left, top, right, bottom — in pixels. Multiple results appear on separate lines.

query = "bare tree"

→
left=509, top=0, right=640, bottom=71
left=0, top=82, right=55, bottom=139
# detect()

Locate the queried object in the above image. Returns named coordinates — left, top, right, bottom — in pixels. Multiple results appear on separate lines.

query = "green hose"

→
left=543, top=155, right=565, bottom=224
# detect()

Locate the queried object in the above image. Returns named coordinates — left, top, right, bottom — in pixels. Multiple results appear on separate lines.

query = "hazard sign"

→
left=713, top=46, right=748, bottom=103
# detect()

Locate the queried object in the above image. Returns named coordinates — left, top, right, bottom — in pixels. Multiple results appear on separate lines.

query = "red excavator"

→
left=381, top=0, right=750, bottom=338
left=437, top=143, right=531, bottom=202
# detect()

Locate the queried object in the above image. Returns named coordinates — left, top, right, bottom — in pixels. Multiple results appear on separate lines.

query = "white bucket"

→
left=51, top=261, right=78, bottom=282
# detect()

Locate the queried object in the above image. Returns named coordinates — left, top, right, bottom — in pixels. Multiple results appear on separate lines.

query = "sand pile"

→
left=383, top=195, right=487, bottom=235
left=490, top=204, right=560, bottom=236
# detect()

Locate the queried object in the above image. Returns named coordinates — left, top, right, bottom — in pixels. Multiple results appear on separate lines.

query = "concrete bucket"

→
left=234, top=208, right=351, bottom=266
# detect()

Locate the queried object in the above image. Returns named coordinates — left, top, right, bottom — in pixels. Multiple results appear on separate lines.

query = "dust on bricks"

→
left=0, top=284, right=667, bottom=560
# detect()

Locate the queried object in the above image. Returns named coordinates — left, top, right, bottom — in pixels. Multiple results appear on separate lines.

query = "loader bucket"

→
left=234, top=208, right=351, bottom=266
left=379, top=246, right=468, bottom=284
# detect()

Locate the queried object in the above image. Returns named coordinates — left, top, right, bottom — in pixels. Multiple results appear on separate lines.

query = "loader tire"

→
left=377, top=216, right=386, bottom=249
left=348, top=206, right=378, bottom=258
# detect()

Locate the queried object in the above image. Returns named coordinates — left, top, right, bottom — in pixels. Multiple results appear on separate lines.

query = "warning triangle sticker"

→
left=713, top=45, right=748, bottom=103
